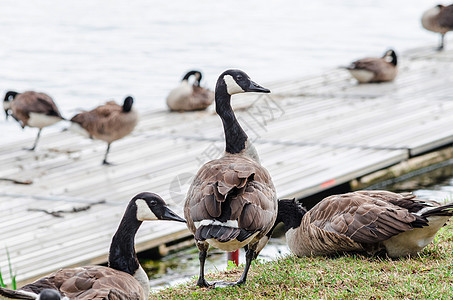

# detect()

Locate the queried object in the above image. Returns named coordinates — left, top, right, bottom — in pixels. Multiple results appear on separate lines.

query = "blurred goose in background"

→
left=274, top=190, right=453, bottom=258
left=345, top=49, right=398, bottom=83
left=70, top=96, right=139, bottom=165
left=0, top=192, right=185, bottom=300
left=166, top=70, right=214, bottom=111
left=184, top=69, right=277, bottom=287
left=3, top=91, right=64, bottom=150
left=422, top=4, right=453, bottom=50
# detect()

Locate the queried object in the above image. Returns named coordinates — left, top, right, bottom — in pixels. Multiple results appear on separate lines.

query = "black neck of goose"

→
left=108, top=207, right=141, bottom=276
left=215, top=85, right=248, bottom=154
left=391, top=52, right=397, bottom=66
left=278, top=200, right=306, bottom=233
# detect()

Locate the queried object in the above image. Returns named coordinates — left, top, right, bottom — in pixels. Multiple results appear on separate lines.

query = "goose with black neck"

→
left=0, top=192, right=185, bottom=300
left=184, top=69, right=277, bottom=288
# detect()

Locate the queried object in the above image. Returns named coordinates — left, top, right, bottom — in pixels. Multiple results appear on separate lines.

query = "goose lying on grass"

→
left=275, top=190, right=453, bottom=257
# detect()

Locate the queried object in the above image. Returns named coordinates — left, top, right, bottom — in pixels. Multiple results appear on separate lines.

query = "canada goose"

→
left=69, top=96, right=139, bottom=165
left=0, top=192, right=185, bottom=300
left=421, top=4, right=453, bottom=50
left=275, top=190, right=453, bottom=258
left=3, top=91, right=64, bottom=150
left=345, top=49, right=398, bottom=83
left=184, top=69, right=277, bottom=287
left=166, top=70, right=214, bottom=111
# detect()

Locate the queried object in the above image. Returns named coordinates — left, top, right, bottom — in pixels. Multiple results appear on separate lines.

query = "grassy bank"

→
left=152, top=222, right=453, bottom=299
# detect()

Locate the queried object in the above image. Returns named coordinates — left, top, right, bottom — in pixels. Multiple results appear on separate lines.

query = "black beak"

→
left=162, top=206, right=186, bottom=223
left=247, top=80, right=270, bottom=93
left=4, top=109, right=9, bottom=120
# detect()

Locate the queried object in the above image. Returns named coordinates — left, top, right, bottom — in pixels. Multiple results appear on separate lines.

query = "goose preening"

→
left=345, top=49, right=398, bottom=83
left=275, top=190, right=453, bottom=258
left=3, top=91, right=64, bottom=150
left=421, top=4, right=453, bottom=51
left=0, top=192, right=185, bottom=300
left=184, top=69, right=277, bottom=287
left=166, top=70, right=214, bottom=111
left=69, top=96, right=139, bottom=165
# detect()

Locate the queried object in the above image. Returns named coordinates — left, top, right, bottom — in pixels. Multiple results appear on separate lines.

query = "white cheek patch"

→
left=224, top=75, right=245, bottom=95
left=136, top=199, right=158, bottom=221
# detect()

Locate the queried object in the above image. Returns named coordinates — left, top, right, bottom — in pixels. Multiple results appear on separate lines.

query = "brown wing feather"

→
left=11, top=91, right=62, bottom=123
left=439, top=4, right=453, bottom=29
left=308, top=191, right=426, bottom=244
left=185, top=154, right=277, bottom=236
left=70, top=101, right=138, bottom=143
left=20, top=266, right=144, bottom=300
left=349, top=58, right=385, bottom=74
left=190, top=86, right=214, bottom=110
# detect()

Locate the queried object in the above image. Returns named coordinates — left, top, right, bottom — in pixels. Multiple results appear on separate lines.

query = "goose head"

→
left=216, top=69, right=270, bottom=96
left=182, top=70, right=202, bottom=86
left=383, top=49, right=397, bottom=66
left=37, top=289, right=66, bottom=300
left=132, top=192, right=186, bottom=223
left=275, top=199, right=306, bottom=233
left=122, top=96, right=134, bottom=113
left=3, top=91, right=18, bottom=120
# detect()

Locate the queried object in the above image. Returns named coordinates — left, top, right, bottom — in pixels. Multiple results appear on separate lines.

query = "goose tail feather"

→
left=422, top=203, right=453, bottom=218
left=0, top=287, right=37, bottom=299
left=194, top=225, right=254, bottom=243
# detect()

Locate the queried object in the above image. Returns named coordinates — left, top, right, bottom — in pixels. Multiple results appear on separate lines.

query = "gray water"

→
left=0, top=0, right=446, bottom=142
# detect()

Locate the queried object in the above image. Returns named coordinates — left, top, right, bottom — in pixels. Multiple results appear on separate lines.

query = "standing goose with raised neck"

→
left=275, top=190, right=453, bottom=258
left=166, top=70, right=214, bottom=111
left=0, top=192, right=185, bottom=300
left=184, top=69, right=277, bottom=287
left=422, top=4, right=453, bottom=51
left=345, top=49, right=398, bottom=83
left=3, top=91, right=64, bottom=150
left=69, top=96, right=139, bottom=165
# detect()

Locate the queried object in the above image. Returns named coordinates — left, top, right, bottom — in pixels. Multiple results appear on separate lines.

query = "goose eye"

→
left=236, top=75, right=243, bottom=81
left=149, top=200, right=157, bottom=207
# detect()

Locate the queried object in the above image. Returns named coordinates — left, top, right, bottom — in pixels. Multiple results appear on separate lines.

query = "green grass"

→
left=0, top=247, right=16, bottom=290
left=152, top=222, right=453, bottom=299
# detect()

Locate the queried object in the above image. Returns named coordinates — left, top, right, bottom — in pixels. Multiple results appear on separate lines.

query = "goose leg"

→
left=102, top=143, right=112, bottom=165
left=27, top=128, right=42, bottom=151
left=213, top=244, right=257, bottom=288
left=196, top=250, right=212, bottom=288
left=438, top=33, right=445, bottom=51
left=235, top=246, right=255, bottom=285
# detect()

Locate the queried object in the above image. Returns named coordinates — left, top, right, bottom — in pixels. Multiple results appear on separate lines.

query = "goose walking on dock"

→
left=0, top=192, right=185, bottom=300
left=275, top=190, right=453, bottom=258
left=345, top=49, right=398, bottom=83
left=184, top=69, right=277, bottom=287
left=3, top=91, right=64, bottom=150
left=422, top=4, right=453, bottom=51
left=166, top=70, right=214, bottom=111
left=69, top=96, right=139, bottom=165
